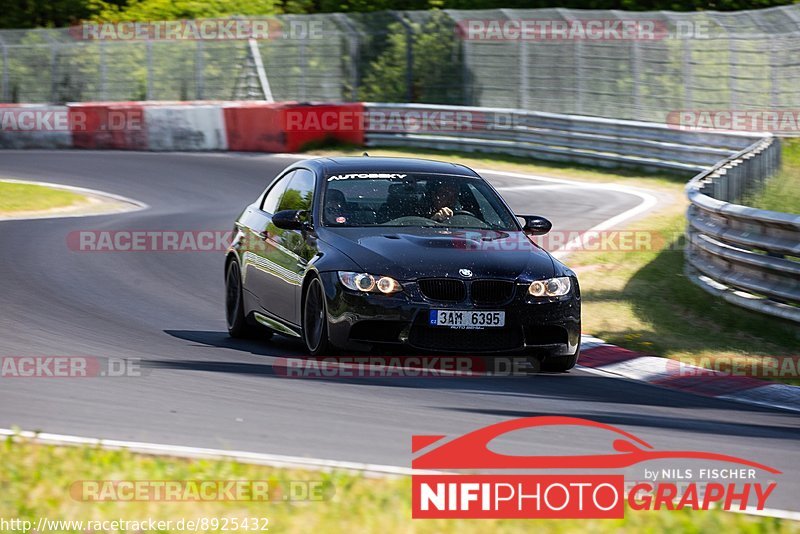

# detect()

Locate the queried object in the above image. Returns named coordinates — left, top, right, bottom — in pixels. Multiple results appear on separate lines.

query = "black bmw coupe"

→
left=225, top=157, right=581, bottom=371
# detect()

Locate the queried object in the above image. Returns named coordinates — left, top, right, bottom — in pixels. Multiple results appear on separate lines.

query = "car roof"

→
left=297, top=156, right=481, bottom=177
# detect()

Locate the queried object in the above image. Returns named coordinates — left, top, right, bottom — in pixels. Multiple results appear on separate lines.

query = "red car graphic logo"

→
left=412, top=416, right=780, bottom=473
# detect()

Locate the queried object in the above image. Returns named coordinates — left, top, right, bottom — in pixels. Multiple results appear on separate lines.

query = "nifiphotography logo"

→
left=411, top=416, right=779, bottom=519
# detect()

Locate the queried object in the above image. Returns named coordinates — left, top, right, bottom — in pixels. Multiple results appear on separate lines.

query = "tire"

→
left=303, top=277, right=332, bottom=356
left=539, top=349, right=580, bottom=373
left=225, top=260, right=268, bottom=339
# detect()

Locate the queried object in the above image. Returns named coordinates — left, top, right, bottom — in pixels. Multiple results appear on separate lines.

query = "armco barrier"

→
left=145, top=104, right=227, bottom=151
left=0, top=104, right=71, bottom=149
left=69, top=102, right=147, bottom=150
left=684, top=137, right=800, bottom=323
left=224, top=102, right=364, bottom=152
left=363, top=103, right=759, bottom=174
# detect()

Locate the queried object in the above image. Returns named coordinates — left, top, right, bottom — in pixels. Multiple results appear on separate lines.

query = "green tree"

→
left=359, top=11, right=463, bottom=104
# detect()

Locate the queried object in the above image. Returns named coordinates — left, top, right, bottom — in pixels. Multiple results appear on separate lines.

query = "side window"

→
left=276, top=169, right=315, bottom=212
left=261, top=171, right=295, bottom=213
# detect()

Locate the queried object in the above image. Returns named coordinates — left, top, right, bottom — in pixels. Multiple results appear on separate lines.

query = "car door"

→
left=241, top=170, right=295, bottom=317
left=265, top=168, right=318, bottom=326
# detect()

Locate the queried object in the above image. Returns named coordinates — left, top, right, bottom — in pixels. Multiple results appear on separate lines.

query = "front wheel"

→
left=303, top=277, right=332, bottom=356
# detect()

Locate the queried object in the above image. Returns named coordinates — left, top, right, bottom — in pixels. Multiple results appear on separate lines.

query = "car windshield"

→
left=322, top=172, right=518, bottom=230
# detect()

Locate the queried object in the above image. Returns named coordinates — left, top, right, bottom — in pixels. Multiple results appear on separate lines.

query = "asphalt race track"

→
left=0, top=150, right=798, bottom=512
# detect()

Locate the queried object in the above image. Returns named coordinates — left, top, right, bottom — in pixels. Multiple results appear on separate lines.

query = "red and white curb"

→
left=578, top=335, right=800, bottom=413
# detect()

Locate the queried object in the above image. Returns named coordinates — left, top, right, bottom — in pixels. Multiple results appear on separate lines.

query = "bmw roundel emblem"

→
left=459, top=268, right=473, bottom=278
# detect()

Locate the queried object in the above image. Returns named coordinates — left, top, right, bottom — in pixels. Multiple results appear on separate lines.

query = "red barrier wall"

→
left=223, top=102, right=287, bottom=152
left=224, top=102, right=365, bottom=152
left=69, top=102, right=147, bottom=150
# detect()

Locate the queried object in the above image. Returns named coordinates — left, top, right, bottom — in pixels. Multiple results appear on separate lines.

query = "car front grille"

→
left=417, top=278, right=515, bottom=305
left=471, top=280, right=515, bottom=305
left=409, top=325, right=523, bottom=352
left=418, top=278, right=466, bottom=302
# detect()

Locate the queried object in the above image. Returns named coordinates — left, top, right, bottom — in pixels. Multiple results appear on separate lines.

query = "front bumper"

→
left=319, top=272, right=580, bottom=355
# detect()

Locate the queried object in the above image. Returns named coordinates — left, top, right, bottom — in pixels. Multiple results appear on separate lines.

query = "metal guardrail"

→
left=364, top=103, right=758, bottom=174
left=685, top=136, right=800, bottom=324
left=364, top=102, right=799, bottom=323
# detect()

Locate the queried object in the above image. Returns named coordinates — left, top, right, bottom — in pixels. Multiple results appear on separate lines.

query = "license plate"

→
left=429, top=310, right=505, bottom=329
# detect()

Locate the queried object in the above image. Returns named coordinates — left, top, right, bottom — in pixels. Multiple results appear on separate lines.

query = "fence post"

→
left=769, top=39, right=779, bottom=109
left=519, top=39, right=529, bottom=110
left=146, top=41, right=153, bottom=100
left=0, top=39, right=8, bottom=103
left=49, top=42, right=58, bottom=103
left=99, top=41, right=107, bottom=101
left=333, top=13, right=360, bottom=101
left=391, top=12, right=414, bottom=102
left=682, top=38, right=693, bottom=110
left=575, top=41, right=584, bottom=115
left=300, top=34, right=308, bottom=100
left=631, top=39, right=641, bottom=121
left=728, top=36, right=737, bottom=109
left=195, top=41, right=205, bottom=100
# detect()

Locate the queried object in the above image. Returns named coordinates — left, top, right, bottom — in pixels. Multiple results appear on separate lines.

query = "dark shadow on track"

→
left=159, top=330, right=791, bottom=414
left=444, top=407, right=800, bottom=439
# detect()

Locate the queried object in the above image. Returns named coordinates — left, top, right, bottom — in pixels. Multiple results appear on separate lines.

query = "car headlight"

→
left=528, top=276, right=571, bottom=297
left=338, top=272, right=402, bottom=294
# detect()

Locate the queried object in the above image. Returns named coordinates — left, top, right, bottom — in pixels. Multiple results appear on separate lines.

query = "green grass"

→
left=309, top=145, right=800, bottom=383
left=743, top=139, right=800, bottom=214
left=0, top=181, right=85, bottom=214
left=1, top=438, right=795, bottom=533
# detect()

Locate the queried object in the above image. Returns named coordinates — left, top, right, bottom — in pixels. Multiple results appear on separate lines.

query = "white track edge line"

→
left=0, top=428, right=428, bottom=477
left=0, top=178, right=148, bottom=221
left=3, top=427, right=798, bottom=520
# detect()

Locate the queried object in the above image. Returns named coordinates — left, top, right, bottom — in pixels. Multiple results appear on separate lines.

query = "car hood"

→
left=319, top=226, right=556, bottom=281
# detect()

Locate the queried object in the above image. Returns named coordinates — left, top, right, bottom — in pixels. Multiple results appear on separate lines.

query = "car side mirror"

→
left=272, top=210, right=310, bottom=231
left=520, top=215, right=552, bottom=236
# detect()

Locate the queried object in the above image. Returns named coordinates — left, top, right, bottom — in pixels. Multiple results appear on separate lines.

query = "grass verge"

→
left=309, top=146, right=800, bottom=383
left=0, top=180, right=85, bottom=215
left=743, top=138, right=800, bottom=214
left=1, top=438, right=795, bottom=533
